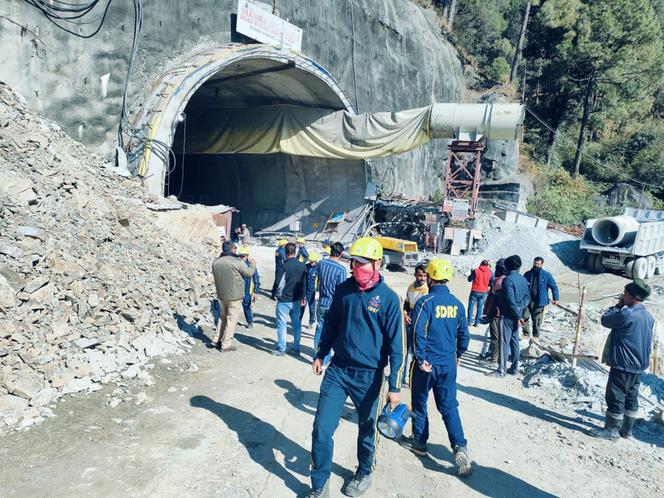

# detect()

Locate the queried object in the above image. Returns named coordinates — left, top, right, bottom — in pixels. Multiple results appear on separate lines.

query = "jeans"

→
left=314, top=304, right=333, bottom=364
left=300, top=293, right=317, bottom=326
left=276, top=301, right=302, bottom=352
left=499, top=315, right=520, bottom=374
left=467, top=291, right=488, bottom=325
left=311, top=365, right=383, bottom=489
left=242, top=295, right=253, bottom=324
left=410, top=362, right=467, bottom=448
left=606, top=368, right=641, bottom=417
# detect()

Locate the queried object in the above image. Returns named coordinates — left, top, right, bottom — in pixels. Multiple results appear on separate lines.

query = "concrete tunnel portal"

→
left=137, top=46, right=366, bottom=236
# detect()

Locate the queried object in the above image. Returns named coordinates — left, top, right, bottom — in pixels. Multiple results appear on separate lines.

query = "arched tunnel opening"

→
left=165, top=56, right=367, bottom=236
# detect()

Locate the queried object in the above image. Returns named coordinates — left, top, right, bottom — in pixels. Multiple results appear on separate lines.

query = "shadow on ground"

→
left=416, top=443, right=558, bottom=498
left=458, top=384, right=595, bottom=434
left=549, top=240, right=585, bottom=271
left=174, top=313, right=212, bottom=347
left=190, top=396, right=353, bottom=495
left=274, top=379, right=357, bottom=422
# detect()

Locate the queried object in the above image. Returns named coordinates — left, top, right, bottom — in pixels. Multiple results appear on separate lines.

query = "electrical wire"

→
left=24, top=0, right=177, bottom=176
left=526, top=107, right=664, bottom=191
left=177, top=115, right=186, bottom=198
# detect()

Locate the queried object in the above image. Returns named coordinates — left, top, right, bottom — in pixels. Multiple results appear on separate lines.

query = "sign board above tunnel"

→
left=236, top=0, right=303, bottom=52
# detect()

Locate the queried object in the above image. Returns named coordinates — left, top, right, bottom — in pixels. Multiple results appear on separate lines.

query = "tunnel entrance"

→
left=151, top=48, right=366, bottom=236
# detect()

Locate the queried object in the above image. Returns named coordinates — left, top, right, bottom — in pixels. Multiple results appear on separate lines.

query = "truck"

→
left=373, top=236, right=420, bottom=269
left=580, top=208, right=664, bottom=280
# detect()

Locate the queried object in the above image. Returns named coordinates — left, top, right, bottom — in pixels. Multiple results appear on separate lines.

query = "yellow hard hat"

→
left=308, top=250, right=321, bottom=263
left=324, top=246, right=331, bottom=255
left=426, top=259, right=453, bottom=281
left=297, top=237, right=305, bottom=244
left=350, top=237, right=383, bottom=262
left=238, top=246, right=250, bottom=256
left=278, top=239, right=287, bottom=247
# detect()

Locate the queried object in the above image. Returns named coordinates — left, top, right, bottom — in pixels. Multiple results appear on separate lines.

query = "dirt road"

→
left=1, top=247, right=662, bottom=497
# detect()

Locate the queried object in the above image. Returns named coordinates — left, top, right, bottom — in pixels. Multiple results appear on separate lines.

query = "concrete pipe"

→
left=430, top=103, right=525, bottom=141
left=590, top=215, right=640, bottom=246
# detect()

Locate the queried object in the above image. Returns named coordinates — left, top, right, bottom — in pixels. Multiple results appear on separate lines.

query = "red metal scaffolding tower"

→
left=443, top=139, right=486, bottom=220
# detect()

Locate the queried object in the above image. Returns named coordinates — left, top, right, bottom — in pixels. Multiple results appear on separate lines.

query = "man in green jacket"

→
left=212, top=241, right=256, bottom=351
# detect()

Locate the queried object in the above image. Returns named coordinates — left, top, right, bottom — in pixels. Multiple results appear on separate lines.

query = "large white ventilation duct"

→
left=179, top=103, right=524, bottom=159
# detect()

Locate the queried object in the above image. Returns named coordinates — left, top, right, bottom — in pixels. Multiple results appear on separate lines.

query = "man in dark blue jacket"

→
left=594, top=279, right=654, bottom=440
left=487, top=255, right=530, bottom=378
left=273, top=243, right=307, bottom=356
left=309, top=237, right=404, bottom=498
left=271, top=239, right=288, bottom=299
left=399, top=259, right=472, bottom=478
left=522, top=257, right=560, bottom=338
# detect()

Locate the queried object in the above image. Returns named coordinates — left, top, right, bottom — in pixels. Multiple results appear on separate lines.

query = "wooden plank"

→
left=572, top=286, right=587, bottom=368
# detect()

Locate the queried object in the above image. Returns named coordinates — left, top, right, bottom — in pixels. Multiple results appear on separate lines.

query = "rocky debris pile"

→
left=517, top=301, right=664, bottom=443
left=437, top=213, right=580, bottom=276
left=0, top=83, right=214, bottom=432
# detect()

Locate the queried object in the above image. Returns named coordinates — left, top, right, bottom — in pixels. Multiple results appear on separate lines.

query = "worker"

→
left=297, top=236, right=309, bottom=262
left=466, top=260, right=492, bottom=327
left=273, top=242, right=308, bottom=356
left=314, top=242, right=347, bottom=367
left=594, top=279, right=654, bottom=440
left=479, top=258, right=506, bottom=365
left=271, top=239, right=288, bottom=299
left=238, top=246, right=260, bottom=330
left=309, top=237, right=404, bottom=498
left=211, top=241, right=256, bottom=351
left=399, top=259, right=472, bottom=477
left=522, top=256, right=560, bottom=338
left=402, top=264, right=429, bottom=387
left=301, top=250, right=321, bottom=329
left=238, top=223, right=251, bottom=245
left=486, top=255, right=530, bottom=378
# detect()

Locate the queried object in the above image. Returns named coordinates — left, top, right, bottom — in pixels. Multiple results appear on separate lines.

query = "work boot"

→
left=592, top=413, right=622, bottom=440
left=506, top=366, right=518, bottom=376
left=342, top=470, right=372, bottom=497
left=485, top=370, right=505, bottom=378
left=620, top=415, right=637, bottom=439
left=246, top=322, right=253, bottom=329
left=307, top=480, right=330, bottom=498
left=453, top=445, right=473, bottom=477
left=221, top=344, right=237, bottom=352
left=271, top=349, right=285, bottom=357
left=399, top=435, right=428, bottom=456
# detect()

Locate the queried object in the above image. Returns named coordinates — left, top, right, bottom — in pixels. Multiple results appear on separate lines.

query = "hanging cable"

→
left=23, top=0, right=177, bottom=175
left=526, top=107, right=664, bottom=191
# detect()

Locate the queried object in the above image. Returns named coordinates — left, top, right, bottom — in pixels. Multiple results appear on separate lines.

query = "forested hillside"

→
left=426, top=0, right=664, bottom=223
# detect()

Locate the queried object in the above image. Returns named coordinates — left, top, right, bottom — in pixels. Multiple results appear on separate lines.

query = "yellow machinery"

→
left=373, top=236, right=419, bottom=268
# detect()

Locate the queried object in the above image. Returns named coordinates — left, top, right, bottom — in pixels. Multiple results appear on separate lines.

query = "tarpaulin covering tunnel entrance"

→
left=148, top=45, right=366, bottom=235
left=136, top=45, right=524, bottom=235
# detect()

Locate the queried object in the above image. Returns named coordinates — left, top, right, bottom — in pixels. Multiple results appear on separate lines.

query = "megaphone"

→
left=377, top=402, right=411, bottom=439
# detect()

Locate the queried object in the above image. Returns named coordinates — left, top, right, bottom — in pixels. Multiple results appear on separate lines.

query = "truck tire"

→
left=592, top=255, right=605, bottom=274
left=586, top=254, right=598, bottom=273
left=625, top=259, right=635, bottom=280
left=646, top=256, right=657, bottom=279
left=632, top=257, right=649, bottom=280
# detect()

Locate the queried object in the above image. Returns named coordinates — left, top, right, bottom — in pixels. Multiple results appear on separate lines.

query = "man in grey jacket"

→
left=594, top=279, right=654, bottom=440
left=212, top=241, right=256, bottom=351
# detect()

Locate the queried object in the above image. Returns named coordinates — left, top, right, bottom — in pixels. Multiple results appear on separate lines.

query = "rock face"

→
left=0, top=82, right=213, bottom=432
left=604, top=183, right=652, bottom=210
left=0, top=0, right=464, bottom=199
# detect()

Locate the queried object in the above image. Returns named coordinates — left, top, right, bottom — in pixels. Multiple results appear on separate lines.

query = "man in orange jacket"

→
left=466, top=260, right=493, bottom=327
